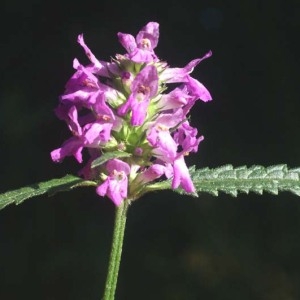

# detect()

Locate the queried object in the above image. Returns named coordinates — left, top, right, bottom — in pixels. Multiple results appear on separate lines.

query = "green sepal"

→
left=91, top=151, right=132, bottom=169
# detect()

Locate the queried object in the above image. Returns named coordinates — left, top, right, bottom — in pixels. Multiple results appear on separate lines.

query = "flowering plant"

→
left=1, top=22, right=300, bottom=300
left=50, top=22, right=212, bottom=206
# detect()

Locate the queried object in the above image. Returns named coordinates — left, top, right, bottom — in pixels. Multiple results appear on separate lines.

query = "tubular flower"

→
left=118, top=22, right=159, bottom=63
left=118, top=65, right=159, bottom=126
left=96, top=159, right=131, bottom=206
left=51, top=22, right=212, bottom=205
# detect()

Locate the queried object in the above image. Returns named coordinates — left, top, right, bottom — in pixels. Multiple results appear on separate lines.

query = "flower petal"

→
left=51, top=137, right=83, bottom=163
left=136, top=22, right=160, bottom=50
left=117, top=33, right=137, bottom=53
left=185, top=75, right=212, bottom=102
left=172, top=155, right=195, bottom=193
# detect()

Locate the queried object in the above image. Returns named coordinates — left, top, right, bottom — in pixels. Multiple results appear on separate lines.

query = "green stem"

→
left=102, top=200, right=129, bottom=300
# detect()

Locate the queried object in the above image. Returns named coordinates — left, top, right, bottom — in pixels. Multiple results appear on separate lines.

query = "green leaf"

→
left=187, top=164, right=300, bottom=197
left=91, top=151, right=132, bottom=169
left=3, top=164, right=300, bottom=212
left=146, top=165, right=300, bottom=198
left=0, top=175, right=96, bottom=211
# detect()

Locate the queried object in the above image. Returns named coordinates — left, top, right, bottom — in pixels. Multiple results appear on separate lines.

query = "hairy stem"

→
left=102, top=200, right=129, bottom=300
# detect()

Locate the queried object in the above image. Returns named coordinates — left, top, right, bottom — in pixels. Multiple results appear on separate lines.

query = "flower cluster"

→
left=51, top=22, right=212, bottom=206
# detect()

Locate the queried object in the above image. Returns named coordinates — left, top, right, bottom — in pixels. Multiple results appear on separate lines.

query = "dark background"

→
left=1, top=0, right=300, bottom=299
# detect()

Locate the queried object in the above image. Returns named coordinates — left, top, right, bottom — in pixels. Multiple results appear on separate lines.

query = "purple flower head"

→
left=51, top=22, right=212, bottom=204
left=118, top=22, right=159, bottom=63
left=96, top=159, right=130, bottom=206
left=118, top=65, right=159, bottom=126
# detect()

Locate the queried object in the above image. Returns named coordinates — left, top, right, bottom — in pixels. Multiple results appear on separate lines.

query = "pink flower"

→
left=174, top=121, right=204, bottom=155
left=118, top=65, right=159, bottom=125
left=77, top=34, right=119, bottom=77
left=51, top=21, right=212, bottom=204
left=136, top=164, right=166, bottom=184
left=61, top=59, right=119, bottom=109
left=184, top=75, right=212, bottom=102
left=96, top=159, right=130, bottom=206
left=160, top=51, right=212, bottom=103
left=147, top=111, right=184, bottom=162
left=51, top=106, right=113, bottom=163
left=157, top=88, right=192, bottom=111
left=172, top=155, right=196, bottom=193
left=118, top=22, right=160, bottom=63
left=160, top=51, right=212, bottom=83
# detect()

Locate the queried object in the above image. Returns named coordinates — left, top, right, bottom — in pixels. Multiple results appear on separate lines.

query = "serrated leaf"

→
left=91, top=151, right=132, bottom=168
left=0, top=175, right=96, bottom=211
left=145, top=164, right=300, bottom=199
left=185, top=164, right=300, bottom=197
left=3, top=164, right=300, bottom=212
left=291, top=188, right=300, bottom=196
